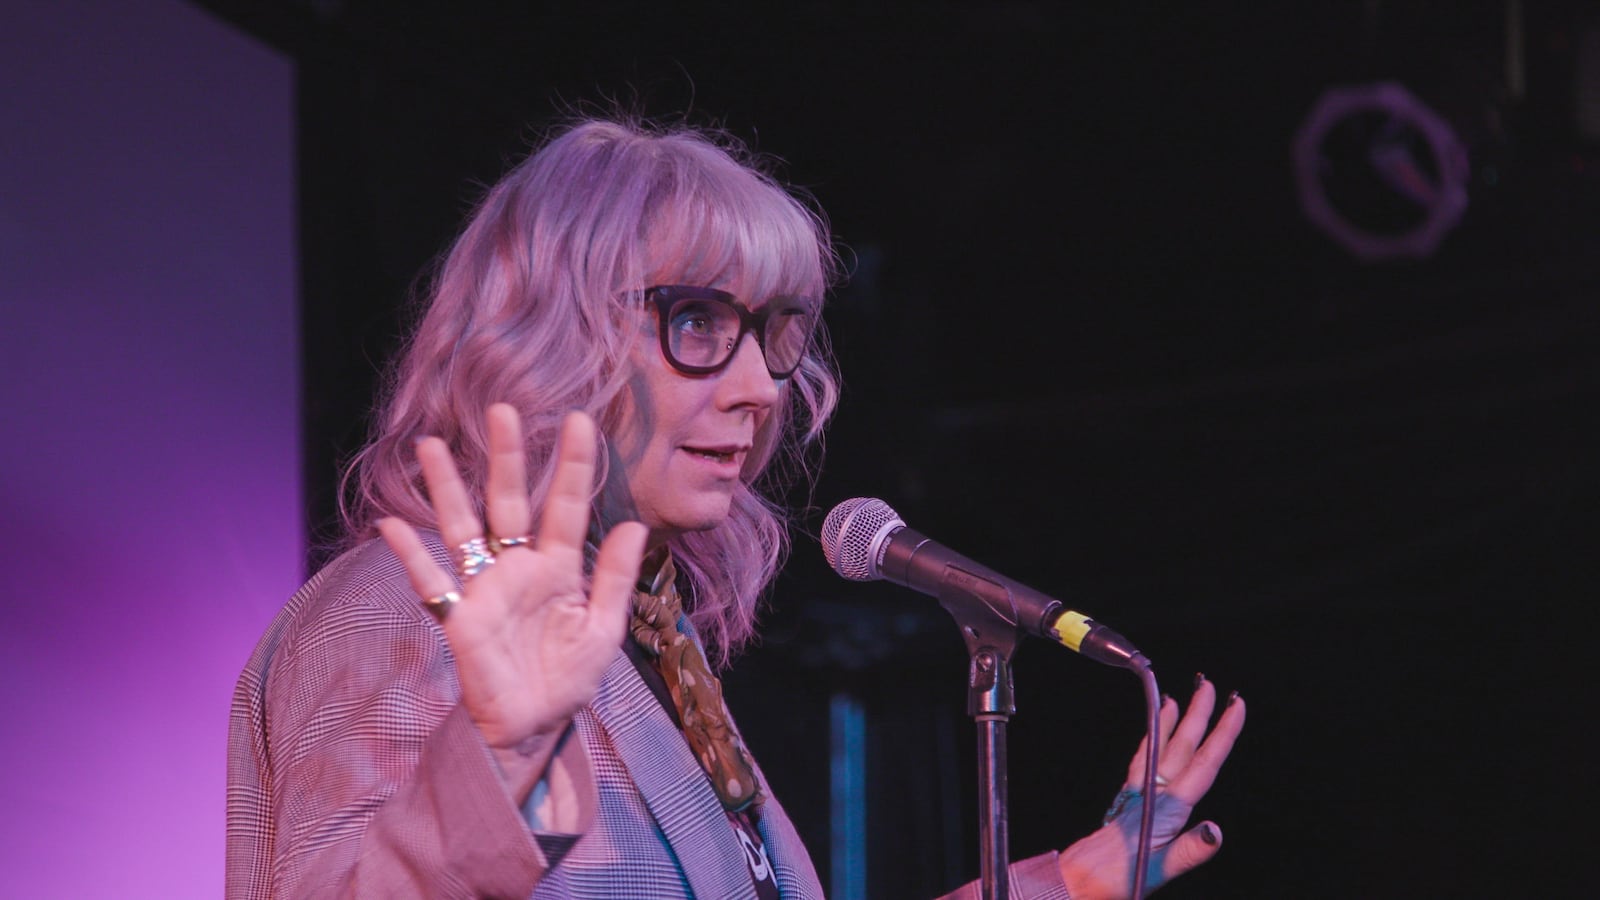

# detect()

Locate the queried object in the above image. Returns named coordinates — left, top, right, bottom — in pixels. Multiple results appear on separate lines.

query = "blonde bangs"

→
left=638, top=138, right=831, bottom=310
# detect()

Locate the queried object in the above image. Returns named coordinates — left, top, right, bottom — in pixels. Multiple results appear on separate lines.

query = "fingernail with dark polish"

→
left=1227, top=690, right=1240, bottom=706
left=1201, top=823, right=1219, bottom=846
left=1194, top=672, right=1206, bottom=690
left=1161, top=693, right=1172, bottom=706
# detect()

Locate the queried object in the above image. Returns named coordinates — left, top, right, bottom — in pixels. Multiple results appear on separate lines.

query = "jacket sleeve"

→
left=240, top=590, right=595, bottom=899
left=939, top=851, right=1074, bottom=900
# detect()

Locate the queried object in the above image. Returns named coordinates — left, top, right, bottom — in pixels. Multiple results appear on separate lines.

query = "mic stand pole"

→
left=945, top=588, right=1022, bottom=900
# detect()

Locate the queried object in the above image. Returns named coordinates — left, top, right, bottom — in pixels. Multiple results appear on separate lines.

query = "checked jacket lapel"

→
left=751, top=765, right=826, bottom=900
left=589, top=651, right=757, bottom=900
left=586, top=647, right=825, bottom=900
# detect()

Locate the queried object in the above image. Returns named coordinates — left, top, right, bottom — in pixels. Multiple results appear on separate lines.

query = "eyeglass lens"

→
left=665, top=297, right=809, bottom=376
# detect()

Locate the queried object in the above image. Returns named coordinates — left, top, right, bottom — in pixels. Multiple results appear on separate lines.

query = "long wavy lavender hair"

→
left=342, top=118, right=840, bottom=667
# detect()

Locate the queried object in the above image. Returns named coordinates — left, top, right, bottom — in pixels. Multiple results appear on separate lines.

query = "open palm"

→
left=378, top=405, right=646, bottom=801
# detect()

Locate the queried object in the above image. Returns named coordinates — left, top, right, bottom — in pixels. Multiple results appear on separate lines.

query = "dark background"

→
left=197, top=1, right=1597, bottom=896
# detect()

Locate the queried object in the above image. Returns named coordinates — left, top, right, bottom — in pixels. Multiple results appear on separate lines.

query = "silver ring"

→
left=457, top=537, right=495, bottom=578
left=422, top=590, right=462, bottom=622
left=488, top=534, right=533, bottom=554
left=1155, top=774, right=1171, bottom=788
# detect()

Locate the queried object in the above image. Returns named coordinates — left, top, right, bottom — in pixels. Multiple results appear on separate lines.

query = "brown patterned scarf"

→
left=629, top=552, right=763, bottom=813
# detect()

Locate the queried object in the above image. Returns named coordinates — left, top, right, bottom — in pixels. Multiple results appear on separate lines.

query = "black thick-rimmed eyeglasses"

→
left=641, top=284, right=815, bottom=379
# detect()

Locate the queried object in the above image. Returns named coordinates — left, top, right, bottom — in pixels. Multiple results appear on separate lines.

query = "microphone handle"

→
left=880, top=526, right=1147, bottom=671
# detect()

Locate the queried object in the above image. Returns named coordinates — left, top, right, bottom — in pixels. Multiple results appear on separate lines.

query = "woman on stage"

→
left=227, top=116, right=1244, bottom=898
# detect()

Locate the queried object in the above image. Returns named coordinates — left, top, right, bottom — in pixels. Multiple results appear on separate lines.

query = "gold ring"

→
left=488, top=534, right=533, bottom=554
left=422, top=590, right=462, bottom=622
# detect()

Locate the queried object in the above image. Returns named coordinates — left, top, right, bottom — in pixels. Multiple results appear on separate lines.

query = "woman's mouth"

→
left=681, top=445, right=747, bottom=469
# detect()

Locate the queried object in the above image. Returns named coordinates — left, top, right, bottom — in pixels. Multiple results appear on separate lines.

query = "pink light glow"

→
left=0, top=1, right=298, bottom=895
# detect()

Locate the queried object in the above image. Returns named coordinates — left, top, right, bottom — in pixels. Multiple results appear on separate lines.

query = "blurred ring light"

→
left=1293, top=82, right=1469, bottom=262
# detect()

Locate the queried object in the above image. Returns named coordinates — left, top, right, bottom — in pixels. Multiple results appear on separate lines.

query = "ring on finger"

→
left=422, top=590, right=462, bottom=622
left=488, top=534, right=533, bottom=554
left=1155, top=773, right=1171, bottom=788
left=457, top=537, right=495, bottom=578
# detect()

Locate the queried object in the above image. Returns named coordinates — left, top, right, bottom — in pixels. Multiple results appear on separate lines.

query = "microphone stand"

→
left=943, top=583, right=1023, bottom=900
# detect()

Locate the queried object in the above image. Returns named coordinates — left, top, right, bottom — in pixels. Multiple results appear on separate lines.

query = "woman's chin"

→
left=667, top=497, right=737, bottom=537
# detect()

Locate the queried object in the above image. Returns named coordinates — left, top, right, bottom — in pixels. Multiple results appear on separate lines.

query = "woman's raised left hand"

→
left=1054, top=675, right=1246, bottom=899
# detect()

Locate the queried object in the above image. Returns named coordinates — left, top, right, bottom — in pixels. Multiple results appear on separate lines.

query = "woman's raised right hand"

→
left=378, top=404, right=647, bottom=802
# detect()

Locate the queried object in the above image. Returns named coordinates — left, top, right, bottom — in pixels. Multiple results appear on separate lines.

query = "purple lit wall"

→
left=1, top=2, right=297, bottom=895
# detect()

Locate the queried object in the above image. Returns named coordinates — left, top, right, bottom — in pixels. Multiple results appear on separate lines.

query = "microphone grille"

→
left=821, top=497, right=904, bottom=581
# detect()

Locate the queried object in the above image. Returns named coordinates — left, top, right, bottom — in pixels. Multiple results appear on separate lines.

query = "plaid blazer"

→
left=227, top=536, right=1069, bottom=899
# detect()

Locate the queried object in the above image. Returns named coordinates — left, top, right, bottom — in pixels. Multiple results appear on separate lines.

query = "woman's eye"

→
left=674, top=314, right=714, bottom=335
left=670, top=302, right=723, bottom=338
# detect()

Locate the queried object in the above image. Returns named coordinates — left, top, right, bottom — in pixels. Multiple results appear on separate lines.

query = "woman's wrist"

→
left=486, top=725, right=565, bottom=806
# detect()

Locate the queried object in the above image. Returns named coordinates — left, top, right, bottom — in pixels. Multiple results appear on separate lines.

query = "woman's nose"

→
left=716, top=332, right=780, bottom=411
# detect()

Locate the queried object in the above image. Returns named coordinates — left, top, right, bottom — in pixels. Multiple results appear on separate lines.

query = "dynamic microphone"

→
left=821, top=497, right=1147, bottom=670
